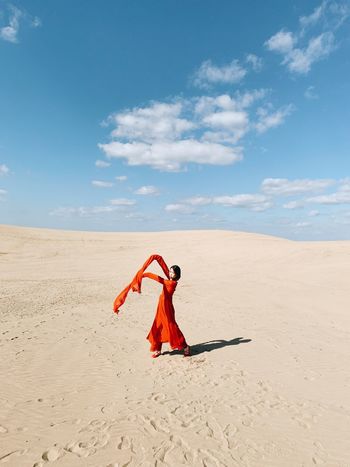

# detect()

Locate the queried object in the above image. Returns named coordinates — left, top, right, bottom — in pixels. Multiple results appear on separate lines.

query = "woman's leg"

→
left=150, top=342, right=162, bottom=358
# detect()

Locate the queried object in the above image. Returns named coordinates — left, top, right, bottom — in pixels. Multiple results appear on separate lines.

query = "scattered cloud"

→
left=265, top=2, right=349, bottom=75
left=265, top=30, right=295, bottom=54
left=95, top=160, right=111, bottom=168
left=165, top=204, right=195, bottom=214
left=246, top=53, right=263, bottom=72
left=0, top=5, right=41, bottom=43
left=255, top=104, right=295, bottom=133
left=92, top=180, right=113, bottom=188
left=304, top=85, right=319, bottom=99
left=169, top=193, right=272, bottom=213
left=295, top=221, right=311, bottom=228
left=286, top=32, right=335, bottom=74
left=184, top=196, right=212, bottom=206
left=192, top=59, right=247, bottom=88
left=339, top=179, right=350, bottom=191
left=134, top=185, right=160, bottom=196
left=0, top=188, right=7, bottom=199
left=50, top=205, right=123, bottom=217
left=212, top=194, right=272, bottom=211
left=307, top=192, right=350, bottom=204
left=0, top=164, right=9, bottom=176
left=31, top=16, right=41, bottom=28
left=110, top=198, right=136, bottom=206
left=100, top=90, right=286, bottom=172
left=115, top=175, right=127, bottom=182
left=0, top=5, right=21, bottom=43
left=196, top=89, right=267, bottom=144
left=309, top=210, right=320, bottom=216
left=100, top=138, right=243, bottom=172
left=109, top=102, right=195, bottom=143
left=300, top=1, right=350, bottom=31
left=283, top=200, right=305, bottom=209
left=299, top=1, right=328, bottom=30
left=261, top=178, right=335, bottom=196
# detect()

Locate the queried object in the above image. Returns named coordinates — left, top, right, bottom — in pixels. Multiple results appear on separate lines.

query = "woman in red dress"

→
left=113, top=254, right=190, bottom=358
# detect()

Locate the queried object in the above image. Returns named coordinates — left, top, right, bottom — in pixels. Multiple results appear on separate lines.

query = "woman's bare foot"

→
left=183, top=346, right=191, bottom=357
left=151, top=351, right=161, bottom=358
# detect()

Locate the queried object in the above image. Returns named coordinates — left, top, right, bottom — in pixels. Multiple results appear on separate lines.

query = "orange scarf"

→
left=113, top=254, right=169, bottom=313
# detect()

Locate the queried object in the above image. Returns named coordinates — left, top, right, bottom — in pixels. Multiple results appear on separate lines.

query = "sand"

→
left=0, top=224, right=350, bottom=467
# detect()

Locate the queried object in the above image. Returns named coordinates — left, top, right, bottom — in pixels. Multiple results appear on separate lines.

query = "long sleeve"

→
left=142, top=272, right=165, bottom=284
left=113, top=254, right=169, bottom=313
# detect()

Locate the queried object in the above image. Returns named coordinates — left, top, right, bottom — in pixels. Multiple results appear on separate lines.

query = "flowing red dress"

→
left=113, top=255, right=187, bottom=352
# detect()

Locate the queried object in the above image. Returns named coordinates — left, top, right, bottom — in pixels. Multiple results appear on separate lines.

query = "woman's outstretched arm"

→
left=142, top=272, right=165, bottom=284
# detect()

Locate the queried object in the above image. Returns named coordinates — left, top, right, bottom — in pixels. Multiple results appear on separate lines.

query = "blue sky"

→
left=1, top=0, right=350, bottom=239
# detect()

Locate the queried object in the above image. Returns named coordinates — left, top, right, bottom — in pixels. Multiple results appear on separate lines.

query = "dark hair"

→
left=170, top=265, right=181, bottom=280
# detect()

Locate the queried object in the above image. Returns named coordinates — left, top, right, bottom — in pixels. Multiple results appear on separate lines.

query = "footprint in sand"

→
left=117, top=435, right=132, bottom=450
left=312, top=441, right=329, bottom=465
left=42, top=447, right=65, bottom=462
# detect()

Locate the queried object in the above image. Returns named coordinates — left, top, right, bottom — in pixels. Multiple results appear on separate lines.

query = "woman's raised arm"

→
left=148, top=254, right=170, bottom=279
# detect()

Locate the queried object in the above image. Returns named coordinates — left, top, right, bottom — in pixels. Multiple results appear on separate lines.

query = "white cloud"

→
left=295, top=221, right=311, bottom=228
left=31, top=16, right=41, bottom=28
left=264, top=1, right=348, bottom=75
left=92, top=180, right=113, bottom=188
left=110, top=198, right=136, bottom=206
left=0, top=188, right=7, bottom=198
left=50, top=206, right=123, bottom=217
left=262, top=178, right=335, bottom=196
left=192, top=59, right=247, bottom=88
left=100, top=90, right=289, bottom=172
left=265, top=30, right=295, bottom=53
left=171, top=192, right=272, bottom=212
left=246, top=53, right=263, bottom=71
left=307, top=192, right=350, bottom=204
left=95, top=159, right=111, bottom=168
left=203, top=110, right=248, bottom=129
left=165, top=204, right=195, bottom=214
left=304, top=85, right=318, bottom=99
left=110, top=102, right=194, bottom=142
left=328, top=2, right=350, bottom=28
left=195, top=91, right=265, bottom=144
left=0, top=164, right=9, bottom=176
left=115, top=175, right=127, bottom=182
left=309, top=210, right=320, bottom=216
left=299, top=1, right=327, bottom=29
left=202, top=110, right=249, bottom=143
left=195, top=89, right=266, bottom=115
left=100, top=139, right=243, bottom=172
left=339, top=179, right=350, bottom=191
left=134, top=185, right=160, bottom=195
left=0, top=6, right=21, bottom=43
left=285, top=32, right=335, bottom=74
left=255, top=104, right=295, bottom=133
left=184, top=196, right=212, bottom=206
left=283, top=200, right=305, bottom=209
left=0, top=5, right=41, bottom=44
left=212, top=194, right=272, bottom=211
left=300, top=1, right=350, bottom=31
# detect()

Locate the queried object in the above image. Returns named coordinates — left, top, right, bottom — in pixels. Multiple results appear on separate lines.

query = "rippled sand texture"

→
left=1, top=225, right=350, bottom=467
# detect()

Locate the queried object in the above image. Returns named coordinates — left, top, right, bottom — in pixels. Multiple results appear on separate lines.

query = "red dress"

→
left=113, top=255, right=187, bottom=352
left=142, top=272, right=187, bottom=352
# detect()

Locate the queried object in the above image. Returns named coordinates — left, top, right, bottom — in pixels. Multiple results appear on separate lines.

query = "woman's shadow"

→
left=164, top=337, right=252, bottom=356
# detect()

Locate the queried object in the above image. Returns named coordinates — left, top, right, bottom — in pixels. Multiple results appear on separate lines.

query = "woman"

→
left=113, top=254, right=190, bottom=358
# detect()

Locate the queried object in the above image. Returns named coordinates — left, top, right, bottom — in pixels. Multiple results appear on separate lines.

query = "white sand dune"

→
left=1, top=224, right=350, bottom=466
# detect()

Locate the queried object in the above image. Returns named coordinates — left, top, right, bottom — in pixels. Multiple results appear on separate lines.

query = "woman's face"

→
left=169, top=267, right=177, bottom=280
